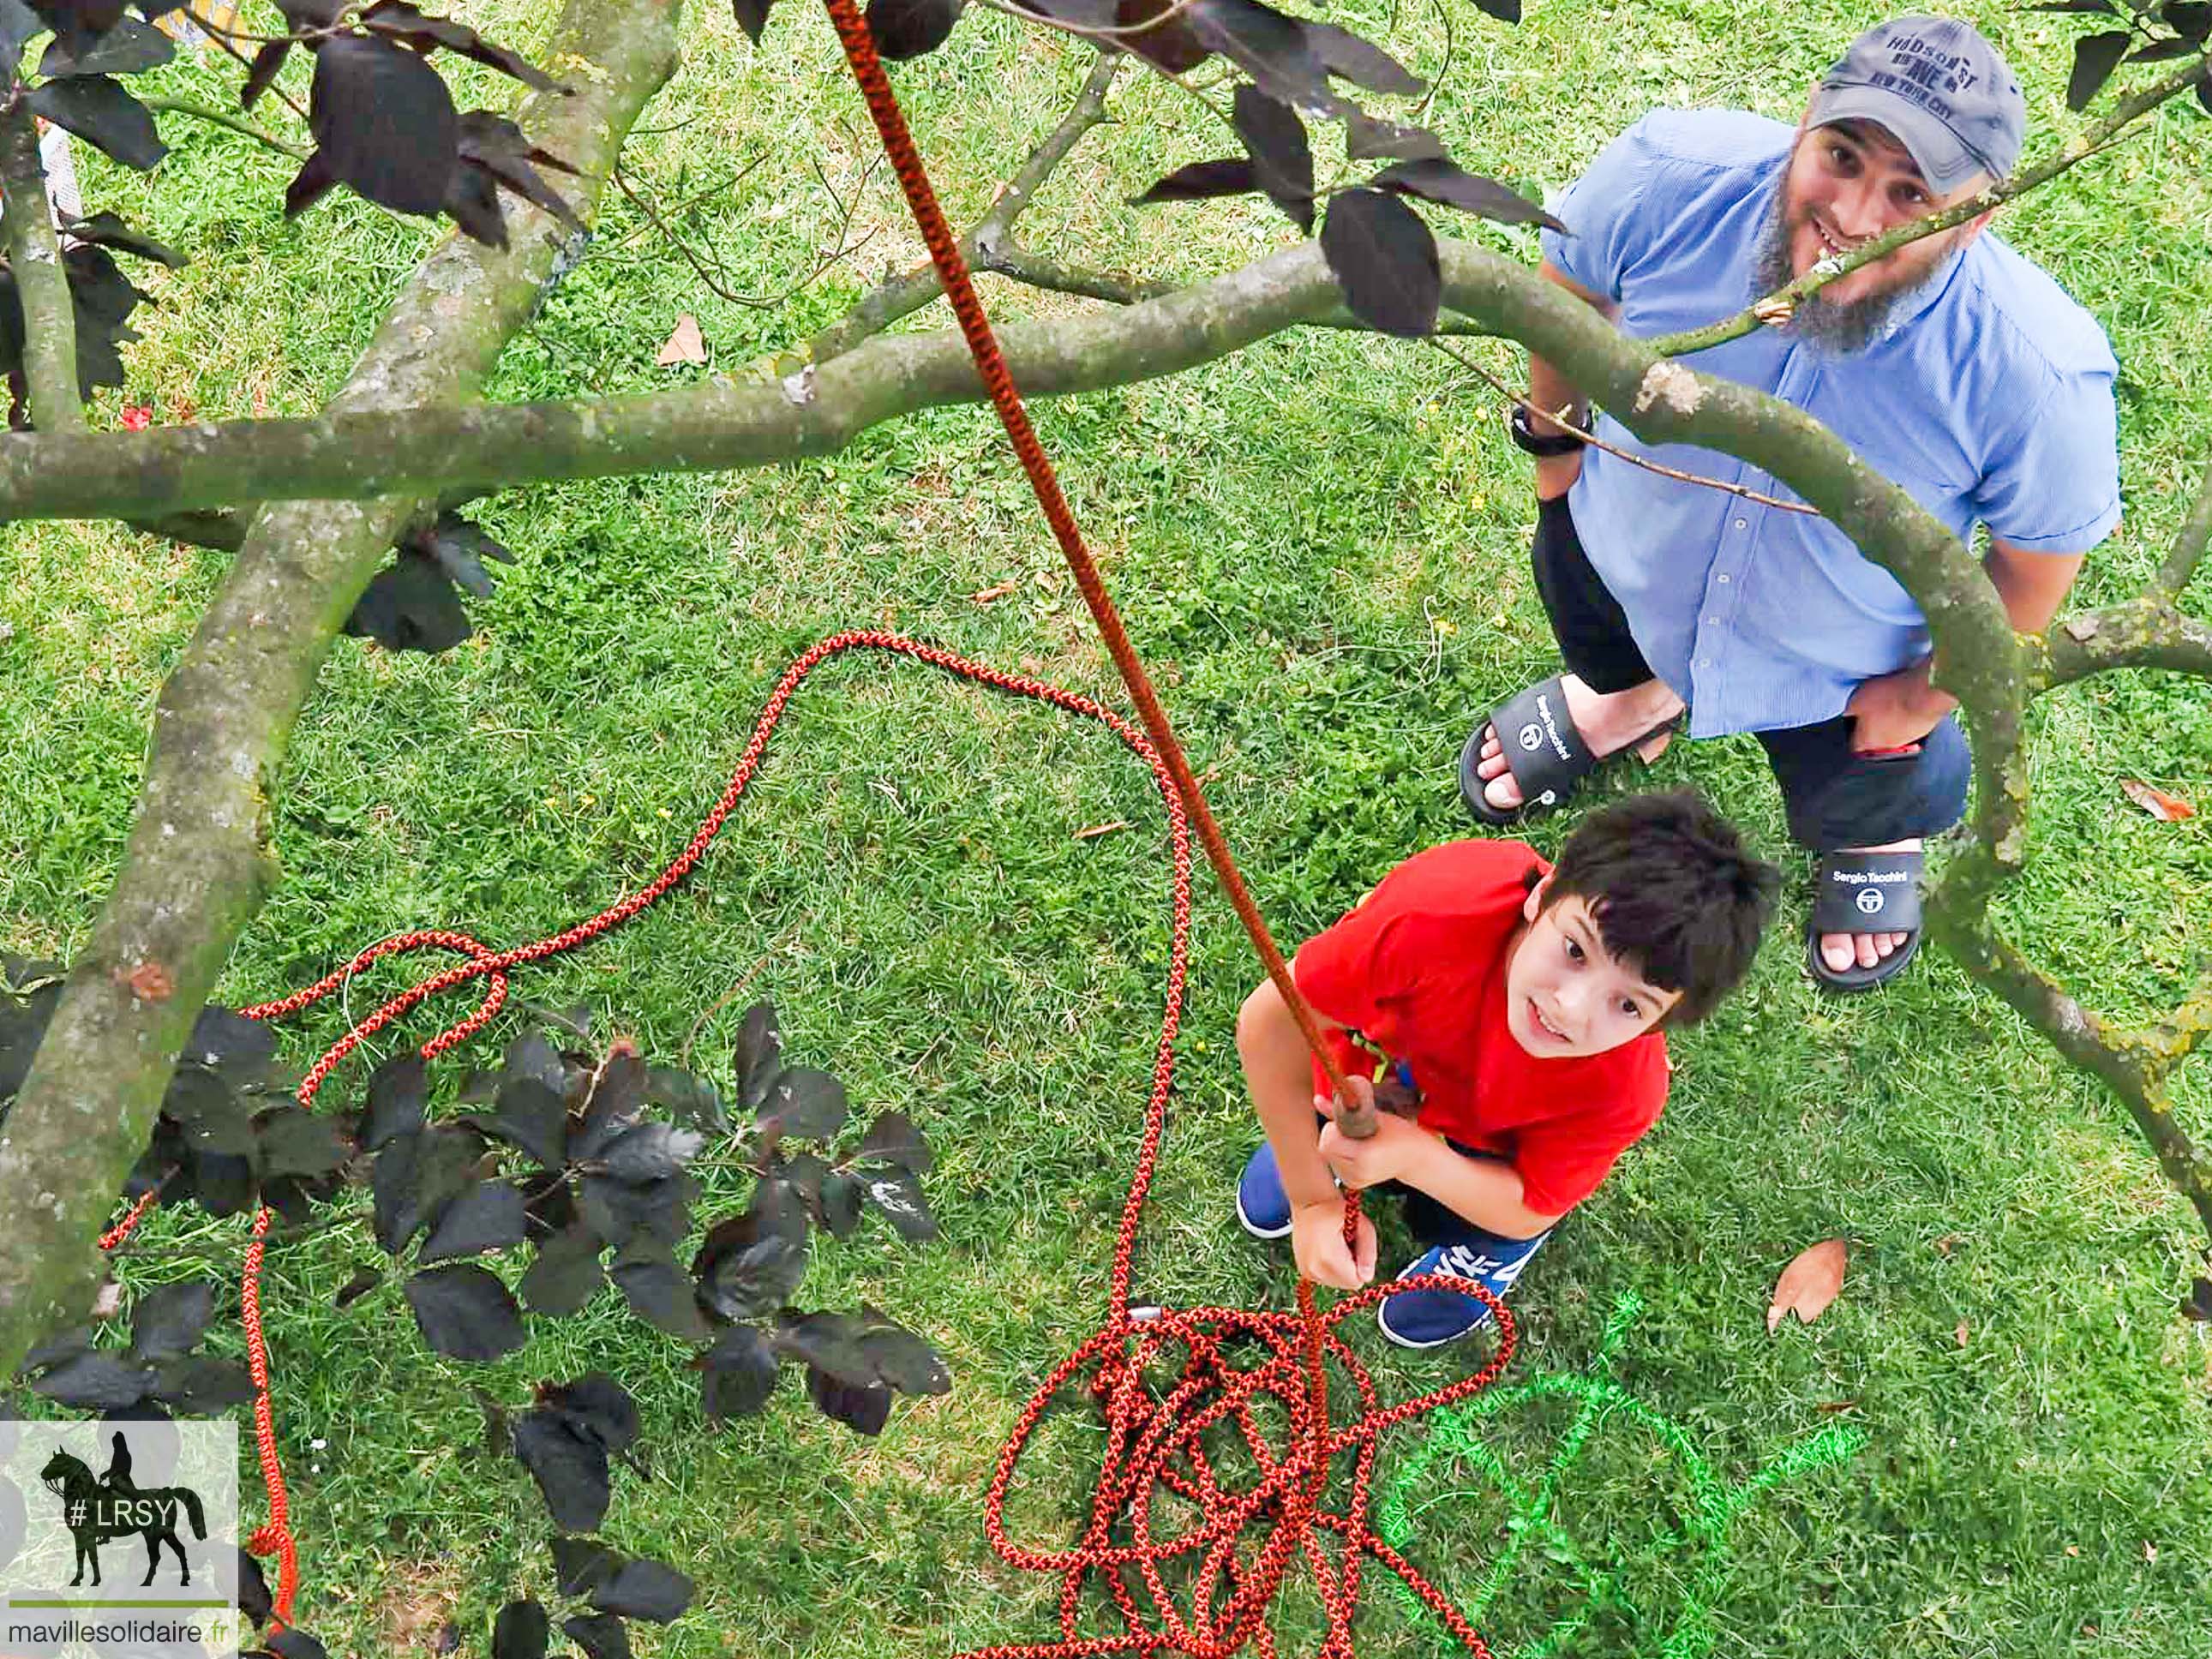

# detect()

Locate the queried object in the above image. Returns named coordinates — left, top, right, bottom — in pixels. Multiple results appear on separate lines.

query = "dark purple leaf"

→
left=419, top=1178, right=529, bottom=1262
left=573, top=1050, right=648, bottom=1162
left=284, top=149, right=342, bottom=219
left=1345, top=111, right=1448, bottom=163
left=404, top=1263, right=526, bottom=1361
left=454, top=111, right=582, bottom=229
left=2066, top=30, right=2131, bottom=111
left=590, top=1558, right=694, bottom=1623
left=29, top=1353, right=153, bottom=1410
left=334, top=1266, right=383, bottom=1310
left=731, top=0, right=773, bottom=41
left=701, top=1324, right=780, bottom=1422
left=520, top=1223, right=603, bottom=1316
left=861, top=1165, right=937, bottom=1242
left=866, top=0, right=960, bottom=60
left=481, top=1075, right=567, bottom=1169
left=255, top=1105, right=351, bottom=1178
left=1114, top=0, right=1208, bottom=71
left=266, top=1630, right=330, bottom=1659
left=148, top=1354, right=258, bottom=1411
left=562, top=1614, right=632, bottom=1659
left=238, top=1548, right=273, bottom=1626
left=513, top=1409, right=610, bottom=1532
left=243, top=39, right=292, bottom=110
left=2164, top=1, right=2209, bottom=39
left=1130, top=158, right=1257, bottom=207
left=308, top=33, right=459, bottom=217
left=28, top=75, right=166, bottom=171
left=128, top=1280, right=213, bottom=1363
left=62, top=210, right=183, bottom=268
left=1321, top=186, right=1439, bottom=338
left=360, top=1, right=560, bottom=90
left=164, top=1067, right=254, bottom=1155
left=363, top=1053, right=428, bottom=1152
left=1304, top=20, right=1422, bottom=96
left=1471, top=0, right=1519, bottom=18
left=345, top=552, right=471, bottom=654
left=549, top=1535, right=620, bottom=1597
left=758, top=1067, right=847, bottom=1141
left=491, top=1600, right=548, bottom=1659
left=411, top=510, right=514, bottom=598
left=819, top=1170, right=862, bottom=1238
left=1371, top=156, right=1564, bottom=231
left=539, top=1373, right=639, bottom=1452
left=773, top=1309, right=876, bottom=1387
left=857, top=1312, right=950, bottom=1395
left=859, top=1109, right=931, bottom=1173
left=578, top=1170, right=695, bottom=1248
left=693, top=1181, right=808, bottom=1321
left=597, top=1122, right=704, bottom=1183
left=734, top=1002, right=780, bottom=1113
left=608, top=1235, right=714, bottom=1340
left=1232, top=84, right=1312, bottom=231
left=2183, top=1275, right=2212, bottom=1321
left=36, top=12, right=169, bottom=74
left=1187, top=0, right=1334, bottom=111
left=182, top=1003, right=277, bottom=1076
left=807, top=1365, right=892, bottom=1435
left=644, top=1064, right=725, bottom=1134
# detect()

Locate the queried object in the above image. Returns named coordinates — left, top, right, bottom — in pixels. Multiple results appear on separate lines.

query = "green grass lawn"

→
left=5, top=0, right=2212, bottom=1654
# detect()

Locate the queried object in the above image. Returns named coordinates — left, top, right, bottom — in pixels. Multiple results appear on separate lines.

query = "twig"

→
left=194, top=14, right=310, bottom=124
left=0, top=97, right=83, bottom=434
left=141, top=96, right=309, bottom=161
left=806, top=51, right=1124, bottom=362
left=105, top=1202, right=369, bottom=1261
left=2155, top=454, right=2212, bottom=601
left=680, top=927, right=799, bottom=1072
left=1649, top=51, right=2212, bottom=359
left=983, top=243, right=1172, bottom=305
left=1424, top=337, right=1823, bottom=516
left=613, top=153, right=881, bottom=308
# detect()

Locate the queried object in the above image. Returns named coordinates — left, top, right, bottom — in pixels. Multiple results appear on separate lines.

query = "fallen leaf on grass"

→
left=92, top=1279, right=124, bottom=1321
left=2120, top=780, right=2195, bottom=821
left=2143, top=1540, right=2157, bottom=1563
left=1933, top=1233, right=1962, bottom=1256
left=1074, top=821, right=1130, bottom=841
left=656, top=314, right=707, bottom=367
left=1954, top=1320, right=1969, bottom=1348
left=970, top=579, right=1019, bottom=603
left=2065, top=1544, right=2080, bottom=1558
left=1766, top=1237, right=1847, bottom=1333
left=1815, top=1400, right=1857, bottom=1414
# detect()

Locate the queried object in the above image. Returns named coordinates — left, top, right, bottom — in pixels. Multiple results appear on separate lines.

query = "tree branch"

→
left=2154, top=453, right=2212, bottom=601
left=1921, top=901, right=2212, bottom=1240
left=805, top=49, right=1121, bottom=362
left=0, top=96, right=83, bottom=434
left=1648, top=52, right=2212, bottom=360
left=139, top=96, right=309, bottom=162
left=2027, top=597, right=2212, bottom=691
left=0, top=0, right=684, bottom=1381
left=980, top=242, right=1172, bottom=305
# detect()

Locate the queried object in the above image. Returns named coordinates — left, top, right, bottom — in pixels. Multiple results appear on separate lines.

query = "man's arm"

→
left=1845, top=539, right=2089, bottom=752
left=1315, top=1105, right=1562, bottom=1241
left=1235, top=977, right=1376, bottom=1291
left=1527, top=260, right=1622, bottom=501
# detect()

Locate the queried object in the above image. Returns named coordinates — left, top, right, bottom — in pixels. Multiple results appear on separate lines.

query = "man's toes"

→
left=1484, top=771, right=1525, bottom=812
left=1819, top=932, right=1857, bottom=973
left=1855, top=933, right=1881, bottom=970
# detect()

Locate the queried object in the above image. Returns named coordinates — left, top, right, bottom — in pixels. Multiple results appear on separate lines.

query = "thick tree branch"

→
left=0, top=96, right=83, bottom=434
left=1921, top=902, right=2212, bottom=1240
left=1649, top=53, right=2212, bottom=360
left=805, top=50, right=1121, bottom=362
left=2155, top=454, right=2212, bottom=601
left=2029, top=597, right=2212, bottom=691
left=0, top=0, right=684, bottom=1381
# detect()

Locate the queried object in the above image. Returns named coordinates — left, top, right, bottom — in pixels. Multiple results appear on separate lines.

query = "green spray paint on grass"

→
left=1378, top=1293, right=1867, bottom=1657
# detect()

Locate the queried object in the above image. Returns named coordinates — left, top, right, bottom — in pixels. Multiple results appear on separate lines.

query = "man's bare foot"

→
left=1473, top=675, right=1686, bottom=813
left=1818, top=836, right=1919, bottom=974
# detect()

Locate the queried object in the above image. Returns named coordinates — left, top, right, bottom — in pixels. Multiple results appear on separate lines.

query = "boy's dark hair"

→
left=1538, top=790, right=1780, bottom=1027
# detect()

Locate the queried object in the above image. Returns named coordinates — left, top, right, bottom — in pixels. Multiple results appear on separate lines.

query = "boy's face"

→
left=1505, top=876, right=1682, bottom=1057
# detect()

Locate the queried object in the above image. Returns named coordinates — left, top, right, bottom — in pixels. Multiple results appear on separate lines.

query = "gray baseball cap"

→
left=1808, top=15, right=2025, bottom=193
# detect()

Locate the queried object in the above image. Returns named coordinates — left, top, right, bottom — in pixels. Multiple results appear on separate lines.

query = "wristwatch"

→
left=1508, top=403, right=1591, bottom=458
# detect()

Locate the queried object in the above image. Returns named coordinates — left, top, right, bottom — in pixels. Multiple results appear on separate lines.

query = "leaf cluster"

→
left=2035, top=0, right=2212, bottom=113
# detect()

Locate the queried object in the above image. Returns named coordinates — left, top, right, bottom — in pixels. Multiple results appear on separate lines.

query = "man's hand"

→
left=1845, top=664, right=1953, bottom=755
left=1290, top=1197, right=1377, bottom=1291
left=1316, top=1090, right=1436, bottom=1189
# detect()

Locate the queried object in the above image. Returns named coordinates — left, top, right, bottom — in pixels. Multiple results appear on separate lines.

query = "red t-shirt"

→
left=1292, top=838, right=1669, bottom=1217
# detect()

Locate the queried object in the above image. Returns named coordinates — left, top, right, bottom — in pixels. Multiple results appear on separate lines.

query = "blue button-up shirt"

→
left=1538, top=110, right=2122, bottom=738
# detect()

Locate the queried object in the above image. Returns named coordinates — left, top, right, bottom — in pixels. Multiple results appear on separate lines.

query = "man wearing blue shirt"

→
left=1460, top=14, right=2120, bottom=991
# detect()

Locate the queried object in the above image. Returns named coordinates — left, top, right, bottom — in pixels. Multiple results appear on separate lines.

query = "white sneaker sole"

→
left=1235, top=1189, right=1292, bottom=1241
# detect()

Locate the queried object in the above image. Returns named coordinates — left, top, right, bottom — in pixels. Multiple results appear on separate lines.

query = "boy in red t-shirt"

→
left=1237, top=791, right=1777, bottom=1347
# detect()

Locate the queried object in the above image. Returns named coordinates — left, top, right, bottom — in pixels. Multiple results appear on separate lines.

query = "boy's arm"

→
left=1235, top=977, right=1377, bottom=1291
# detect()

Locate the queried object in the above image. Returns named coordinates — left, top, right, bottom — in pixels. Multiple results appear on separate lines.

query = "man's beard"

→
left=1751, top=190, right=1933, bottom=354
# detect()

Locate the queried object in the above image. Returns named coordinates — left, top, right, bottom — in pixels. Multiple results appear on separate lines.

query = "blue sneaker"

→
left=1376, top=1231, right=1550, bottom=1349
left=1235, top=1142, right=1293, bottom=1239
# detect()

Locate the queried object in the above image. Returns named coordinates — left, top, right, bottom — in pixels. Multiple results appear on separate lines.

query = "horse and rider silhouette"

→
left=38, top=1433, right=206, bottom=1588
